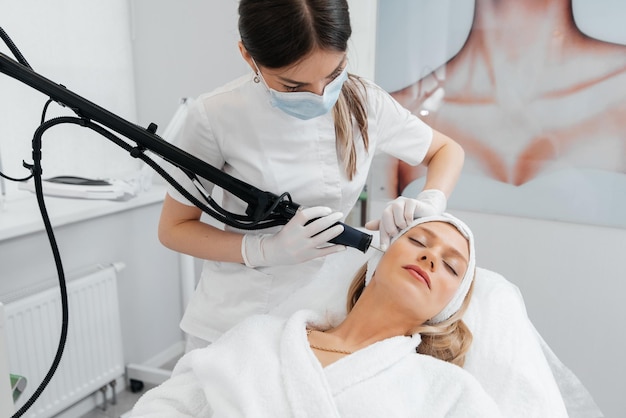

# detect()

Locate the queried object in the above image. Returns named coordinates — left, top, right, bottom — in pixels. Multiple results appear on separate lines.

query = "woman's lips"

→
left=403, top=265, right=431, bottom=289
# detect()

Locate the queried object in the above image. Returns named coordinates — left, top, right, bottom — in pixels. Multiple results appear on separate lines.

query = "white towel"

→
left=281, top=311, right=502, bottom=418
left=130, top=310, right=502, bottom=417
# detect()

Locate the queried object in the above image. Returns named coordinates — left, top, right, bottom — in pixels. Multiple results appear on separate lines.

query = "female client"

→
left=130, top=213, right=503, bottom=417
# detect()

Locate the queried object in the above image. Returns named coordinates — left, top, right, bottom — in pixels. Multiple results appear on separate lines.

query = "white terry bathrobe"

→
left=131, top=309, right=502, bottom=418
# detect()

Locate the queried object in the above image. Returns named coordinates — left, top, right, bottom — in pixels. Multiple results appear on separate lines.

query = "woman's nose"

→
left=307, top=81, right=326, bottom=96
left=420, top=254, right=435, bottom=270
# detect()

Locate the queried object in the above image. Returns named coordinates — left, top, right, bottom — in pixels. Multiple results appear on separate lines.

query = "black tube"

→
left=0, top=51, right=294, bottom=221
left=0, top=50, right=374, bottom=252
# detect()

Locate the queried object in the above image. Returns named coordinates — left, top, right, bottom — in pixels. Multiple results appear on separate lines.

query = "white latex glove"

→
left=365, top=189, right=447, bottom=250
left=242, top=206, right=346, bottom=267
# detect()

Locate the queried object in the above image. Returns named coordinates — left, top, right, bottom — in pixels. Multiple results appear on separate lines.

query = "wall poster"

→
left=371, top=0, right=626, bottom=228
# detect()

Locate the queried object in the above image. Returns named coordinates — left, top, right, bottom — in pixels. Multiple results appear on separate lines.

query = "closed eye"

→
left=409, top=237, right=425, bottom=247
left=443, top=261, right=458, bottom=277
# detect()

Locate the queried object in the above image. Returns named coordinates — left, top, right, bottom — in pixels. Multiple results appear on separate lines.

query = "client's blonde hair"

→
left=347, top=265, right=475, bottom=367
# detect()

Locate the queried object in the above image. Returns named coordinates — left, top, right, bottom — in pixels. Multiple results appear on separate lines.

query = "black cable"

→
left=41, top=98, right=53, bottom=124
left=0, top=171, right=32, bottom=182
left=11, top=119, right=69, bottom=418
left=0, top=98, right=72, bottom=184
left=0, top=28, right=39, bottom=184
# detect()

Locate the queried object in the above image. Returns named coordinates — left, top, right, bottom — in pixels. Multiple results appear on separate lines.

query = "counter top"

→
left=0, top=185, right=167, bottom=242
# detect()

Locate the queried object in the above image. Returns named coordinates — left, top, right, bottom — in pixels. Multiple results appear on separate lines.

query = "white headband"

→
left=365, top=213, right=475, bottom=324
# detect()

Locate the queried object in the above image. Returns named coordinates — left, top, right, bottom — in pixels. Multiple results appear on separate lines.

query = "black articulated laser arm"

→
left=0, top=49, right=372, bottom=251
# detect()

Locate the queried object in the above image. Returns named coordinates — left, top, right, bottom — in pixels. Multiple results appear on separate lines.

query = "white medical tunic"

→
left=167, top=72, right=433, bottom=342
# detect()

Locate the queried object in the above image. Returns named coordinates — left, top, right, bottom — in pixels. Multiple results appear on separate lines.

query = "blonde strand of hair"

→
left=333, top=74, right=369, bottom=180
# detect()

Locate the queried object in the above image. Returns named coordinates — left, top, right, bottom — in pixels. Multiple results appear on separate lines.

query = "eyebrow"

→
left=277, top=56, right=347, bottom=86
left=416, top=226, right=469, bottom=265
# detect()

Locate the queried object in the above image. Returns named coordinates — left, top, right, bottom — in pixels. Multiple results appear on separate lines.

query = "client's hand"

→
left=365, top=189, right=446, bottom=250
left=242, top=206, right=346, bottom=267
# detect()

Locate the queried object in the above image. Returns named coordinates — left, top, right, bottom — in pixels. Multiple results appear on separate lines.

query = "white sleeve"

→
left=165, top=96, right=225, bottom=206
left=366, top=81, right=433, bottom=166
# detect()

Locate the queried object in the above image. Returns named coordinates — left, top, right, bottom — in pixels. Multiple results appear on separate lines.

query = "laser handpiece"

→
left=327, top=221, right=373, bottom=252
left=329, top=223, right=385, bottom=252
left=305, top=217, right=383, bottom=253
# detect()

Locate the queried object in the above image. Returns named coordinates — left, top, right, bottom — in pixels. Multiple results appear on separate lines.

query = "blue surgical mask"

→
left=253, top=60, right=348, bottom=120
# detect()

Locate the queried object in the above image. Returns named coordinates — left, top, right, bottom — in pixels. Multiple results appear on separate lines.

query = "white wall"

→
left=129, top=0, right=245, bottom=132
left=345, top=0, right=378, bottom=80
left=0, top=0, right=141, bottom=198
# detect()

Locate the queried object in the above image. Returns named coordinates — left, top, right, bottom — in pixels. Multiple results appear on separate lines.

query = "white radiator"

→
left=3, top=263, right=125, bottom=418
